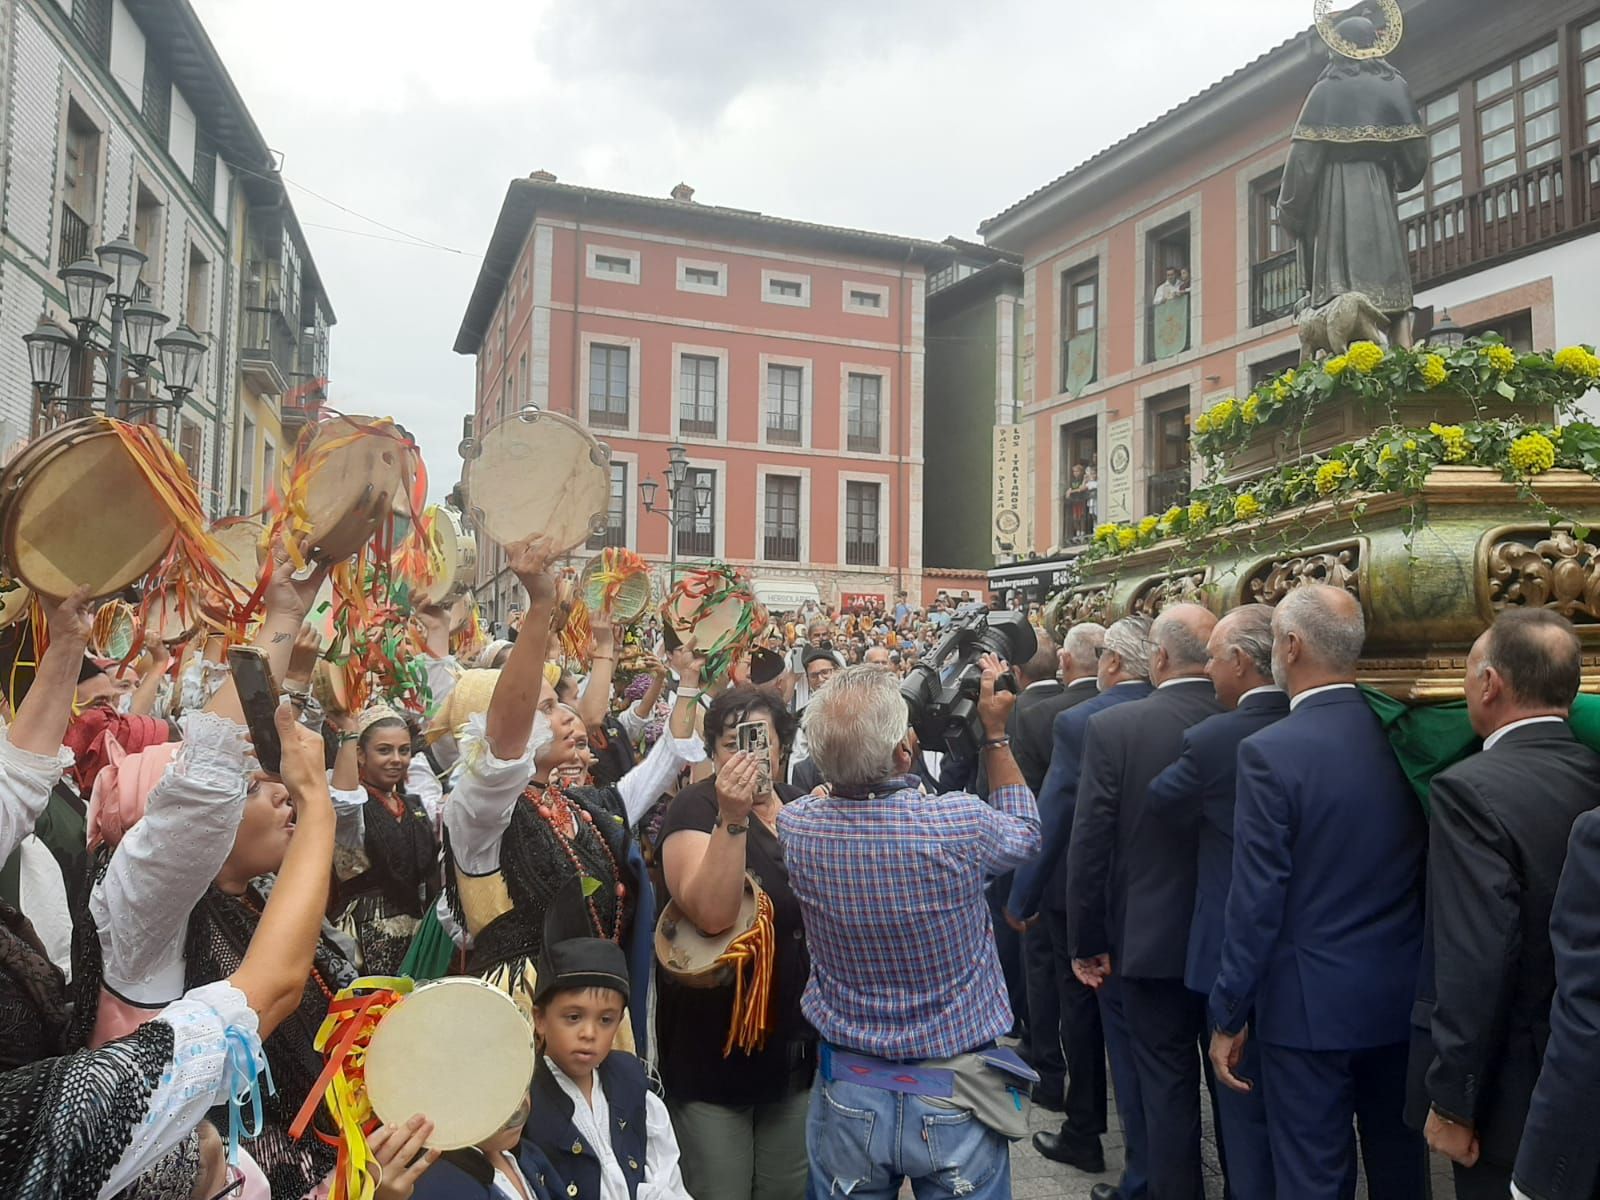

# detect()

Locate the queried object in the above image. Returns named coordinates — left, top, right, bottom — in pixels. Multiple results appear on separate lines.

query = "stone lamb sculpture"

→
left=1297, top=292, right=1390, bottom=363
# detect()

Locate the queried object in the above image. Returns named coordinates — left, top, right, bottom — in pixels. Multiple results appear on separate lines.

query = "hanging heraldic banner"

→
left=1065, top=333, right=1097, bottom=396
left=993, top=423, right=1033, bottom=557
left=1152, top=294, right=1192, bottom=361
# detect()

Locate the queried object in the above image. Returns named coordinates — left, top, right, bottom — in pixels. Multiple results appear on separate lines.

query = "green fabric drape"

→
left=397, top=903, right=457, bottom=981
left=1359, top=687, right=1600, bottom=816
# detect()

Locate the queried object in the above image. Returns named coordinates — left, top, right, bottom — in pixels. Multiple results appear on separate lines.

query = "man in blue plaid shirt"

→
left=778, top=658, right=1040, bottom=1199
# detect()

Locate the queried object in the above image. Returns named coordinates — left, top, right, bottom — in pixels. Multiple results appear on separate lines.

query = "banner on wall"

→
left=1103, top=417, right=1134, bottom=524
left=992, top=423, right=1033, bottom=557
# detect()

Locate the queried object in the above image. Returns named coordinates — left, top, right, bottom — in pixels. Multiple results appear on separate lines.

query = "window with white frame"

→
left=766, top=364, right=804, bottom=445
left=844, top=282, right=889, bottom=315
left=586, top=245, right=640, bottom=283
left=679, top=355, right=719, bottom=436
left=588, top=462, right=629, bottom=550
left=588, top=344, right=630, bottom=429
left=677, top=258, right=727, bottom=296
left=763, top=476, right=802, bottom=562
left=845, top=482, right=881, bottom=566
left=847, top=373, right=883, bottom=453
left=762, top=270, right=811, bottom=307
left=676, top=468, right=716, bottom=558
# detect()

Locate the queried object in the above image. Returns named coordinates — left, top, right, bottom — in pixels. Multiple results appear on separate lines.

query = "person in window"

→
left=1178, top=267, right=1193, bottom=294
left=1154, top=266, right=1183, bottom=304
left=657, top=688, right=814, bottom=1200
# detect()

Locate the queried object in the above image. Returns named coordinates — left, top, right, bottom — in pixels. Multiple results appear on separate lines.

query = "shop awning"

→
left=753, top=579, right=821, bottom=610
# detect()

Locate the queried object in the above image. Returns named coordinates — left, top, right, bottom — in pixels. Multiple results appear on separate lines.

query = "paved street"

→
left=1006, top=1077, right=1462, bottom=1199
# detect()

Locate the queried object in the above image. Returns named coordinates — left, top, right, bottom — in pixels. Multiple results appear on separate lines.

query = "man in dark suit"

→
left=977, top=635, right=1062, bottom=1039
left=1010, top=616, right=1152, bottom=1196
left=1405, top=610, right=1599, bottom=1200
left=1209, top=583, right=1427, bottom=1200
left=1012, top=624, right=1103, bottom=1114
left=1514, top=806, right=1600, bottom=1200
left=1067, top=604, right=1221, bottom=1200
left=1146, top=603, right=1287, bottom=1199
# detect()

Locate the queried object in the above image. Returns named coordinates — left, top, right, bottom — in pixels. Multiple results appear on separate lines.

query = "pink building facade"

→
left=454, top=176, right=950, bottom=620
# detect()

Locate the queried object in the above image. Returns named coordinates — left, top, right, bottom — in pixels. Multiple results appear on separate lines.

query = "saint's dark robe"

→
left=1280, top=53, right=1428, bottom=315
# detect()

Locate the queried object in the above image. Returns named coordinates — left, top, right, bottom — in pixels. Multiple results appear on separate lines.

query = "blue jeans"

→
left=805, top=1074, right=1013, bottom=1199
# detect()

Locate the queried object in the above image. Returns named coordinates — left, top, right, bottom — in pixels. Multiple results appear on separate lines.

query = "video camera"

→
left=900, top=607, right=1037, bottom=760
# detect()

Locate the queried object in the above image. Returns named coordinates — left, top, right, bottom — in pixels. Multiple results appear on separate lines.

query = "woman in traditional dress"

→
left=0, top=701, right=337, bottom=1200
left=443, top=535, right=706, bottom=1047
left=328, top=706, right=440, bottom=974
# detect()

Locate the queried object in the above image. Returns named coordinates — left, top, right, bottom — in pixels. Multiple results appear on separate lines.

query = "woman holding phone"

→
left=655, top=687, right=816, bottom=1200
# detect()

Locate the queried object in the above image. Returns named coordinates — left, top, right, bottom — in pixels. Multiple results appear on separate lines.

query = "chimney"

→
left=528, top=169, right=557, bottom=182
left=670, top=182, right=695, bottom=202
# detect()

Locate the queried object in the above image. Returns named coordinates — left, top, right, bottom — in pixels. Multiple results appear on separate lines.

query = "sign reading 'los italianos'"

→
left=993, top=424, right=1032, bottom=556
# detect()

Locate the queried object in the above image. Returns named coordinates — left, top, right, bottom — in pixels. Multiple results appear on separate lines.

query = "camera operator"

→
left=778, top=660, right=1041, bottom=1199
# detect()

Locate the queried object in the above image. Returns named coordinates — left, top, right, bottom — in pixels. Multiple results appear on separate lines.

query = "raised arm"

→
left=575, top=621, right=620, bottom=731
left=229, top=703, right=335, bottom=1034
left=615, top=647, right=706, bottom=827
left=126, top=641, right=171, bottom=717
left=206, top=539, right=330, bottom=724
left=483, top=535, right=559, bottom=761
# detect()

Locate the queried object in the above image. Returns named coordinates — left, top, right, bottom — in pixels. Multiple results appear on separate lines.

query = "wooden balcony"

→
left=1404, top=150, right=1600, bottom=289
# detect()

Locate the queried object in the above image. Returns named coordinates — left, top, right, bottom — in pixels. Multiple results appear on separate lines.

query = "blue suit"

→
left=1209, top=686, right=1427, bottom=1200
left=1146, top=688, right=1289, bottom=1200
left=1007, top=681, right=1151, bottom=920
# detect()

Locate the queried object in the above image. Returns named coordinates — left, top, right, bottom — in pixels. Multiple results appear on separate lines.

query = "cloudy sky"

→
left=189, top=0, right=1312, bottom=496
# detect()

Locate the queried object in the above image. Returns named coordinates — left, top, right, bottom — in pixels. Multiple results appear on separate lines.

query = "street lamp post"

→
left=22, top=228, right=205, bottom=435
left=639, top=442, right=709, bottom=586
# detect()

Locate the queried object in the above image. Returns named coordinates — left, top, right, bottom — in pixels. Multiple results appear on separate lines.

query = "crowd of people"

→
left=4, top=483, right=1600, bottom=1200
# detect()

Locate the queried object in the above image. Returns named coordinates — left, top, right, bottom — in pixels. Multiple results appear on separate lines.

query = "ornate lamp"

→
left=58, top=258, right=112, bottom=330
left=23, top=315, right=74, bottom=395
left=96, top=230, right=147, bottom=304
left=156, top=323, right=208, bottom=397
left=666, top=443, right=689, bottom=487
left=1433, top=308, right=1466, bottom=351
left=122, top=301, right=169, bottom=370
left=638, top=477, right=660, bottom=511
left=693, top=478, right=712, bottom=513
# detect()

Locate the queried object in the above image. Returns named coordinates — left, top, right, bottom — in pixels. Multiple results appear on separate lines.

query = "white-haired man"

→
left=779, top=660, right=1038, bottom=1200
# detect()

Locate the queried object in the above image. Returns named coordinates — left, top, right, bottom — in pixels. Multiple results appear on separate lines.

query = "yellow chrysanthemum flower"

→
left=1233, top=493, right=1262, bottom=520
left=1138, top=516, right=1160, bottom=538
left=1241, top=395, right=1261, bottom=423
left=1484, top=345, right=1517, bottom=373
left=1116, top=527, right=1138, bottom=550
left=1404, top=439, right=1418, bottom=451
left=1509, top=432, right=1557, bottom=475
left=1188, top=500, right=1209, bottom=525
left=1314, top=460, right=1350, bottom=495
left=1379, top=446, right=1396, bottom=465
left=1554, top=346, right=1600, bottom=379
left=1419, top=354, right=1448, bottom=389
left=1429, top=422, right=1469, bottom=463
left=1208, top=398, right=1239, bottom=428
left=1324, top=355, right=1350, bottom=377
left=1346, top=341, right=1385, bottom=373
left=1094, top=523, right=1119, bottom=542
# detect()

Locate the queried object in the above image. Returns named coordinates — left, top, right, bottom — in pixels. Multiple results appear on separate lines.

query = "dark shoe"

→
left=1089, top=1185, right=1120, bottom=1200
left=1031, top=1129, right=1106, bottom=1174
left=1031, top=1087, right=1066, bottom=1112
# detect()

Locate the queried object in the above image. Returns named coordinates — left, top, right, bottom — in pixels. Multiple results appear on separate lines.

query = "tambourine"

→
left=143, top=586, right=198, bottom=646
left=312, top=656, right=354, bottom=716
left=412, top=506, right=477, bottom=608
left=210, top=518, right=266, bottom=603
left=462, top=409, right=611, bottom=555
left=579, top=548, right=653, bottom=625
left=662, top=565, right=768, bottom=678
left=363, top=977, right=535, bottom=1150
left=292, top=416, right=420, bottom=565
left=90, top=599, right=137, bottom=661
left=655, top=877, right=765, bottom=989
left=0, top=418, right=176, bottom=599
left=0, top=580, right=30, bottom=631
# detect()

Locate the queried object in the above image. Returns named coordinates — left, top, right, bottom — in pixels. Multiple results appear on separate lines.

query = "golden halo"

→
left=1315, top=0, right=1403, bottom=60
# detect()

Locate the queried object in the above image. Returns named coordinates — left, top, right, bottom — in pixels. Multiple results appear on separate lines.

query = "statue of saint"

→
left=1279, top=14, right=1428, bottom=333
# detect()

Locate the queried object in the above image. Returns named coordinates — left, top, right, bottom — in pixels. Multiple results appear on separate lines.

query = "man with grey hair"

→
left=1144, top=603, right=1288, bottom=1198
left=1066, top=602, right=1221, bottom=1200
left=779, top=660, right=1039, bottom=1199
left=1011, top=615, right=1151, bottom=1185
left=1210, top=583, right=1427, bottom=1199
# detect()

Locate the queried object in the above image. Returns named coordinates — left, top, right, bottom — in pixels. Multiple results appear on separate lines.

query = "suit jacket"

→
left=1404, top=722, right=1600, bottom=1170
left=1146, top=689, right=1291, bottom=994
left=1209, top=686, right=1426, bottom=1050
left=1007, top=681, right=1151, bottom=920
left=1064, top=678, right=1222, bottom=976
left=1015, top=678, right=1098, bottom=796
left=410, top=1140, right=559, bottom=1200
left=1514, top=807, right=1600, bottom=1200
left=975, top=680, right=1064, bottom=799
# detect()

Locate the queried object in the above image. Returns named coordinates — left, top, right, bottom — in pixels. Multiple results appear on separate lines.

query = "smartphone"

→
left=736, top=721, right=772, bottom=794
left=229, top=646, right=282, bottom=775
